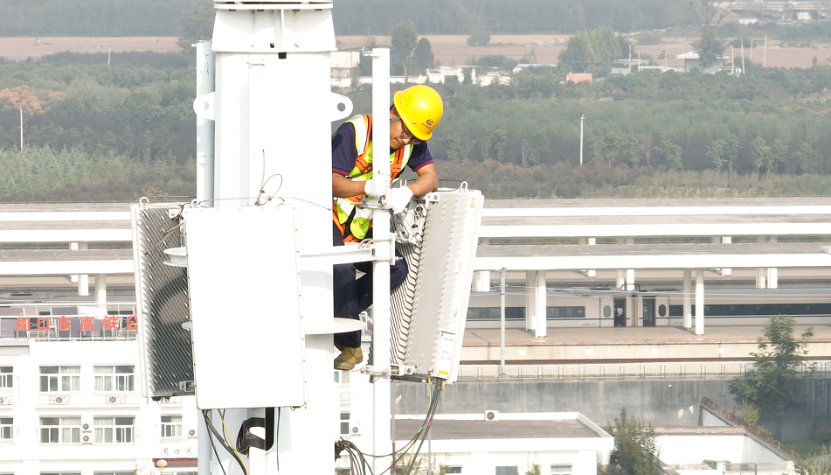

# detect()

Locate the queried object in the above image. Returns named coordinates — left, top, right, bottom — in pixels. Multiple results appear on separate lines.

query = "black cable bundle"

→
left=202, top=409, right=249, bottom=475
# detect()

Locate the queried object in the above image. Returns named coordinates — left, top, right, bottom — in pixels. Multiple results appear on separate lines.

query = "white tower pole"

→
left=195, top=41, right=215, bottom=204
left=579, top=114, right=584, bottom=167
left=371, top=47, right=393, bottom=475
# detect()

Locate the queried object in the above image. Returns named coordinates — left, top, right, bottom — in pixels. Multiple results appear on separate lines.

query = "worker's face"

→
left=389, top=108, right=421, bottom=150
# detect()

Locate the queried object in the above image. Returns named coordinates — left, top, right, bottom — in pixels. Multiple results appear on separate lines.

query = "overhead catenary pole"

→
left=108, top=45, right=111, bottom=66
left=499, top=268, right=506, bottom=372
left=579, top=114, right=584, bottom=167
left=371, top=47, right=393, bottom=475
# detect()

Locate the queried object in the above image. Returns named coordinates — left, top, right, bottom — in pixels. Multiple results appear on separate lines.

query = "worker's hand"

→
left=385, top=186, right=413, bottom=214
left=363, top=179, right=380, bottom=198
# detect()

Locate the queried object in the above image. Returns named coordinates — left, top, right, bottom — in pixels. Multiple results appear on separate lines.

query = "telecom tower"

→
left=132, top=1, right=482, bottom=474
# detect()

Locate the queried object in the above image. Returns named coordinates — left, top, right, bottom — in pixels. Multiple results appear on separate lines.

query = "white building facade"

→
left=0, top=336, right=198, bottom=475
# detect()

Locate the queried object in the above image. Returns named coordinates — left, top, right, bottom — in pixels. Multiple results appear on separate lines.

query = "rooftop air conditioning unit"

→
left=106, top=395, right=125, bottom=405
left=50, top=396, right=69, bottom=405
left=82, top=423, right=90, bottom=431
left=82, top=434, right=92, bottom=444
left=349, top=423, right=361, bottom=436
left=484, top=410, right=499, bottom=422
left=0, top=396, right=11, bottom=405
left=188, top=429, right=197, bottom=439
left=389, top=187, right=484, bottom=383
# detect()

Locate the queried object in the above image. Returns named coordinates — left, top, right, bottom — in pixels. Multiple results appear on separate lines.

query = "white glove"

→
left=385, top=186, right=413, bottom=215
left=363, top=179, right=380, bottom=198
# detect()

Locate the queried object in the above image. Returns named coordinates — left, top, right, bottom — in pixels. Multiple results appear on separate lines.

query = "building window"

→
left=496, top=467, right=518, bottom=475
left=443, top=467, right=462, bottom=474
left=40, top=366, right=80, bottom=392
left=0, top=367, right=11, bottom=388
left=94, top=366, right=135, bottom=392
left=39, top=417, right=81, bottom=444
left=94, top=417, right=135, bottom=443
left=161, top=415, right=183, bottom=438
left=340, top=413, right=350, bottom=435
left=550, top=465, right=572, bottom=475
left=0, top=417, right=11, bottom=440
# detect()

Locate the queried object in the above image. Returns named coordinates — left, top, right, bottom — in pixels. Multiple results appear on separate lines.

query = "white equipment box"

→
left=184, top=205, right=306, bottom=409
left=390, top=187, right=484, bottom=383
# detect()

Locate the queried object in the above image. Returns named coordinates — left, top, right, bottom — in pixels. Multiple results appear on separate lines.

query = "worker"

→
left=331, top=85, right=443, bottom=370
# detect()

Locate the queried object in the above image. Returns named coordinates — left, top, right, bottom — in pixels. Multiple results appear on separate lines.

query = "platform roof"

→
left=474, top=242, right=831, bottom=270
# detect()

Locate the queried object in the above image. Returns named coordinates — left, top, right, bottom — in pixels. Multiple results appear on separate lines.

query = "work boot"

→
left=334, top=346, right=363, bottom=371
left=335, top=342, right=345, bottom=352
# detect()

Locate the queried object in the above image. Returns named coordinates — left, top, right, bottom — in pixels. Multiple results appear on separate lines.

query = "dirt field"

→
left=1, top=34, right=827, bottom=69
left=0, top=37, right=180, bottom=60
left=339, top=34, right=830, bottom=70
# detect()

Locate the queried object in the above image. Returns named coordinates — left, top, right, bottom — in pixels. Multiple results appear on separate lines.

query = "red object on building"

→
left=566, top=73, right=593, bottom=84
left=37, top=317, right=49, bottom=331
left=15, top=317, right=28, bottom=332
left=80, top=317, right=94, bottom=332
left=126, top=315, right=138, bottom=330
left=58, top=316, right=71, bottom=332
left=103, top=316, right=118, bottom=331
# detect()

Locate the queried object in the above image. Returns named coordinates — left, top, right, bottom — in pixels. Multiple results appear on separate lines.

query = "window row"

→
left=37, top=365, right=135, bottom=393
left=466, top=307, right=586, bottom=320
left=0, top=415, right=184, bottom=443
left=668, top=303, right=831, bottom=317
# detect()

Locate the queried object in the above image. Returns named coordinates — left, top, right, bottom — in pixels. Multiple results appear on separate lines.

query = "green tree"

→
left=391, top=20, right=418, bottom=76
left=751, top=137, right=772, bottom=179
left=659, top=140, right=682, bottom=170
left=796, top=141, right=822, bottom=174
left=691, top=30, right=725, bottom=71
left=525, top=464, right=542, bottom=475
left=609, top=407, right=660, bottom=475
left=590, top=137, right=605, bottom=166
left=730, top=315, right=815, bottom=417
left=768, top=138, right=788, bottom=178
left=413, top=38, right=435, bottom=72
left=627, top=136, right=643, bottom=168
left=707, top=138, right=726, bottom=172
left=604, top=130, right=623, bottom=167
left=178, top=0, right=215, bottom=52
left=724, top=135, right=741, bottom=180
left=120, top=127, right=135, bottom=157
left=491, top=129, right=508, bottom=161
left=590, top=27, right=622, bottom=62
left=558, top=30, right=597, bottom=72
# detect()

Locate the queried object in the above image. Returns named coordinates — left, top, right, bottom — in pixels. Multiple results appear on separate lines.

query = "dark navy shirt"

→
left=331, top=121, right=434, bottom=176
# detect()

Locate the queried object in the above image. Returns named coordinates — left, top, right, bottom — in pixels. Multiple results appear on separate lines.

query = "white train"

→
left=466, top=288, right=831, bottom=328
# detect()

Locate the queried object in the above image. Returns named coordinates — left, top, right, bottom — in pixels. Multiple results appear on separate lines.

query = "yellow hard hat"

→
left=393, top=85, right=444, bottom=141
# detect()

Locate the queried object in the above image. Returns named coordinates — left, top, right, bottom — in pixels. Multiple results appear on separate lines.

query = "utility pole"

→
left=764, top=34, right=767, bottom=67
left=741, top=39, right=746, bottom=75
left=628, top=44, right=632, bottom=73
left=371, top=47, right=393, bottom=475
left=664, top=49, right=668, bottom=71
left=750, top=38, right=754, bottom=61
left=107, top=45, right=111, bottom=66
left=637, top=51, right=641, bottom=71
left=579, top=114, right=584, bottom=167
left=731, top=46, right=735, bottom=74
left=19, top=108, right=23, bottom=151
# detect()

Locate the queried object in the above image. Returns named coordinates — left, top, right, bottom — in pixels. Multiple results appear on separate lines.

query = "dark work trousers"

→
left=333, top=222, right=408, bottom=348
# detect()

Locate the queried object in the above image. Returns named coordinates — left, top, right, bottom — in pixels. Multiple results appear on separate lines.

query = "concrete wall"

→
left=394, top=378, right=831, bottom=440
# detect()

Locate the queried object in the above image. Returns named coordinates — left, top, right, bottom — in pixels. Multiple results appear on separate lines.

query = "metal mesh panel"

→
left=390, top=190, right=481, bottom=379
left=133, top=204, right=194, bottom=398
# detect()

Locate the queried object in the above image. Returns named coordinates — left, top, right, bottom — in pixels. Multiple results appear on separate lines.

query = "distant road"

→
left=0, top=37, right=179, bottom=61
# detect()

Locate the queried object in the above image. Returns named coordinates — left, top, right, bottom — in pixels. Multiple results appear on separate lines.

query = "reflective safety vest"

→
left=332, top=114, right=414, bottom=242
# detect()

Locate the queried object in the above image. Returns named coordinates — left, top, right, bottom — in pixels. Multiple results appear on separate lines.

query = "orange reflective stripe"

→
left=354, top=114, right=373, bottom=174
left=332, top=207, right=345, bottom=235
left=390, top=148, right=405, bottom=180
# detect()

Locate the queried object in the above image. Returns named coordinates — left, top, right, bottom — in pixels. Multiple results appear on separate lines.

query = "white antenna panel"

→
left=390, top=188, right=484, bottom=383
